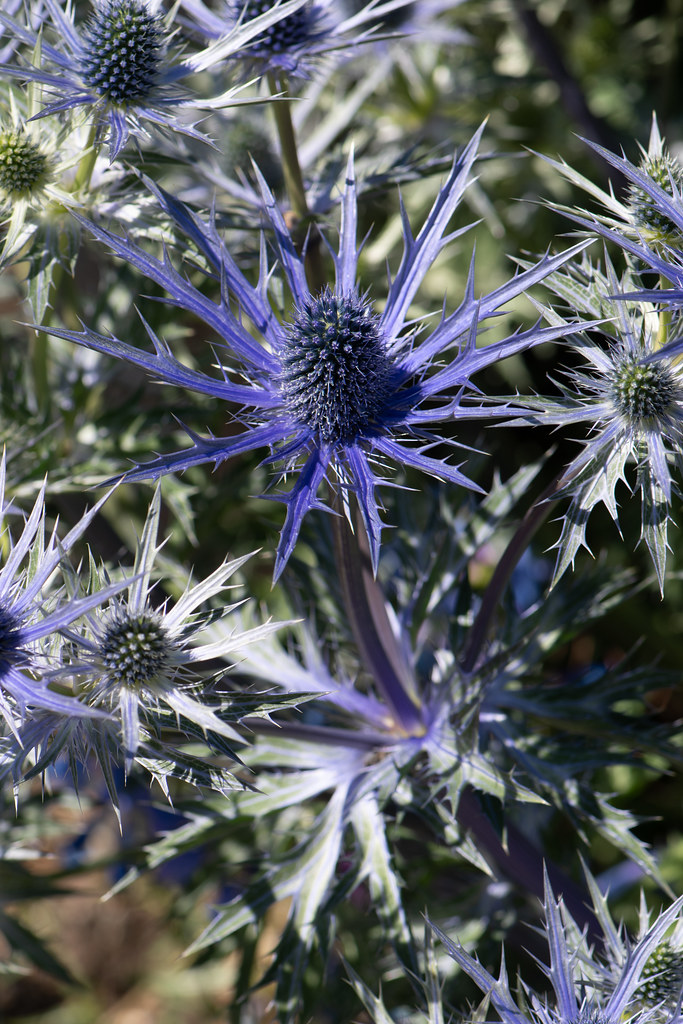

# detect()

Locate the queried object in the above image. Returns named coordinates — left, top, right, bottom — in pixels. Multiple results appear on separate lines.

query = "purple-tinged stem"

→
left=331, top=501, right=425, bottom=736
left=242, top=718, right=391, bottom=751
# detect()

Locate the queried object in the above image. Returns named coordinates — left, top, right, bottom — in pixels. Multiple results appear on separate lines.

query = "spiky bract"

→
left=45, top=127, right=592, bottom=578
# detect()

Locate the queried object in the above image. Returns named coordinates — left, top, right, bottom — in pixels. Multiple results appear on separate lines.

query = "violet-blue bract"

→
left=0, top=457, right=127, bottom=737
left=431, top=869, right=683, bottom=1024
left=179, top=0, right=421, bottom=78
left=47, top=124, right=591, bottom=579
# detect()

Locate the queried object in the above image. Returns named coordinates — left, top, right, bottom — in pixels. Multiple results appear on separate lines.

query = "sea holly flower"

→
left=542, top=114, right=683, bottom=256
left=578, top=870, right=683, bottom=1019
left=542, top=115, right=683, bottom=332
left=521, top=252, right=683, bottom=591
left=0, top=79, right=89, bottom=274
left=180, top=0, right=328, bottom=77
left=46, top=125, right=592, bottom=579
left=59, top=485, right=284, bottom=772
left=0, top=487, right=300, bottom=809
left=0, top=458, right=128, bottom=737
left=179, top=0, right=420, bottom=78
left=431, top=870, right=683, bottom=1024
left=558, top=132, right=683, bottom=331
left=0, top=0, right=284, bottom=160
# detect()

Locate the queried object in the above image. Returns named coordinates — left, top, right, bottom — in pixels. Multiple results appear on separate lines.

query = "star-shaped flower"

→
left=46, top=125, right=591, bottom=578
left=179, top=0, right=419, bottom=78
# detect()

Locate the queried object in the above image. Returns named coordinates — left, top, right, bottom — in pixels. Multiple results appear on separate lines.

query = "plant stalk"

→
left=267, top=73, right=327, bottom=293
left=331, top=496, right=425, bottom=736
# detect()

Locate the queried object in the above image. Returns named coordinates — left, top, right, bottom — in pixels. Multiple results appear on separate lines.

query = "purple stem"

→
left=331, top=501, right=425, bottom=735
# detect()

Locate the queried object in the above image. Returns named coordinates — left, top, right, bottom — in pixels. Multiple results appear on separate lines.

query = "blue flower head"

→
left=0, top=80, right=91, bottom=270
left=60, top=485, right=282, bottom=772
left=0, top=486, right=286, bottom=806
left=225, top=0, right=327, bottom=75
left=0, top=125, right=49, bottom=199
left=179, top=0, right=418, bottom=77
left=432, top=870, right=683, bottom=1024
left=522, top=252, right=683, bottom=591
left=79, top=0, right=163, bottom=104
left=0, top=0, right=264, bottom=159
left=544, top=114, right=683, bottom=257
left=49, top=126, right=591, bottom=579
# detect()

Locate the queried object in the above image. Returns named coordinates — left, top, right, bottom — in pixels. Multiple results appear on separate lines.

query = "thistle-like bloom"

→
left=0, top=80, right=88, bottom=266
left=542, top=114, right=683, bottom=255
left=62, top=486, right=282, bottom=771
left=543, top=114, right=683, bottom=318
left=431, top=870, right=683, bottom=1024
left=179, top=0, right=420, bottom=77
left=0, top=0, right=277, bottom=160
left=524, top=253, right=683, bottom=590
left=47, top=126, right=589, bottom=578
left=0, top=459, right=127, bottom=737
left=579, top=870, right=683, bottom=1020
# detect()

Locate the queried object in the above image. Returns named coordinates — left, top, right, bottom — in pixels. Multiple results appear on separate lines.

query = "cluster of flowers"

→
left=1, top=0, right=683, bottom=1019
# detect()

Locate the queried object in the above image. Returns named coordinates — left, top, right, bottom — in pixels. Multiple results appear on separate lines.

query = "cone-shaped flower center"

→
left=641, top=943, right=683, bottom=1005
left=231, top=0, right=315, bottom=54
left=0, top=604, right=25, bottom=674
left=99, top=613, right=172, bottom=689
left=0, top=129, right=48, bottom=199
left=611, top=357, right=678, bottom=423
left=80, top=0, right=162, bottom=104
left=280, top=288, right=395, bottom=444
left=629, top=152, right=683, bottom=242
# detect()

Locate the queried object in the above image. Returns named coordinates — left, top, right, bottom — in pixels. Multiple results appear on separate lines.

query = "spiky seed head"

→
left=231, top=0, right=316, bottom=54
left=569, top=1013, right=611, bottom=1024
left=0, top=129, right=49, bottom=199
left=279, top=287, right=395, bottom=444
left=99, top=613, right=174, bottom=689
left=80, top=0, right=162, bottom=104
left=629, top=152, right=683, bottom=244
left=0, top=604, right=25, bottom=675
left=610, top=357, right=679, bottom=424
left=640, top=943, right=683, bottom=1007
